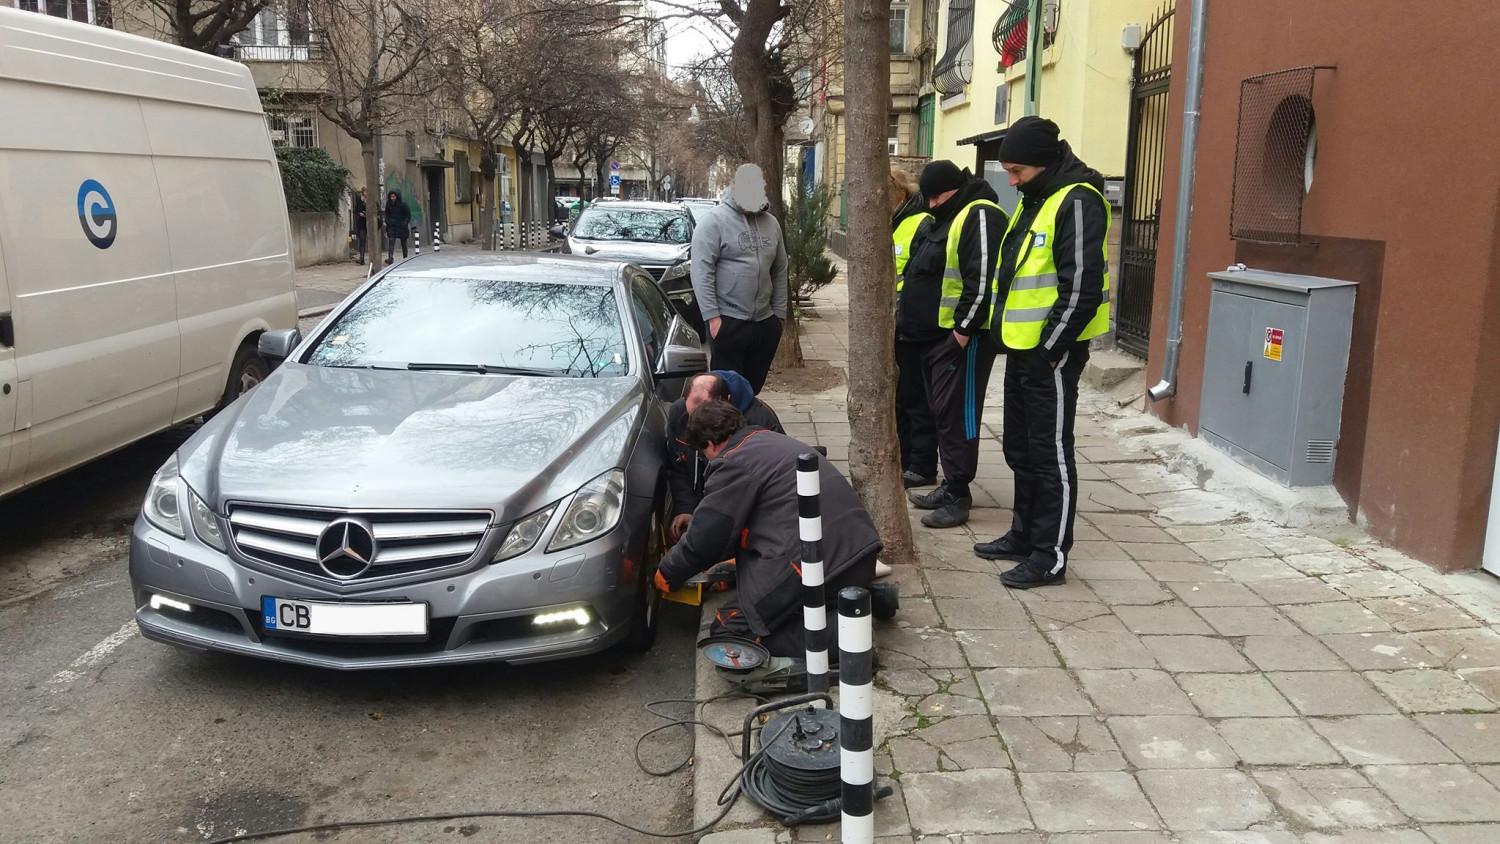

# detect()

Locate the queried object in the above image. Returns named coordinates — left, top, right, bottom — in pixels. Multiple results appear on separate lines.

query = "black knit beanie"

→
left=918, top=160, right=967, bottom=197
left=999, top=116, right=1062, bottom=166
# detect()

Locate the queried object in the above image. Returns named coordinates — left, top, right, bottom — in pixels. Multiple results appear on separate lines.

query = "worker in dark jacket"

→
left=974, top=117, right=1112, bottom=590
left=384, top=190, right=412, bottom=264
left=655, top=401, right=890, bottom=657
left=900, top=161, right=1007, bottom=529
left=891, top=167, right=938, bottom=489
left=666, top=369, right=783, bottom=541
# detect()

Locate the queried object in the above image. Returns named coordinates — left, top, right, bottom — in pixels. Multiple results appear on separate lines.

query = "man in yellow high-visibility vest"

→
left=891, top=167, right=937, bottom=489
left=974, top=117, right=1111, bottom=589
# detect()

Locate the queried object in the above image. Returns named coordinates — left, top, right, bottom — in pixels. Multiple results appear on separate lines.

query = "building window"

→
left=13, top=0, right=96, bottom=24
left=933, top=0, right=975, bottom=97
left=917, top=94, right=935, bottom=157
left=454, top=151, right=471, bottom=203
left=890, top=3, right=908, bottom=53
left=888, top=114, right=901, bottom=155
left=266, top=112, right=317, bottom=148
left=233, top=2, right=312, bottom=61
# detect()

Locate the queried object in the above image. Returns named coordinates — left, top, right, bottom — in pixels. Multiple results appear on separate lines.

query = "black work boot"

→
left=922, top=495, right=971, bottom=528
left=974, top=533, right=1032, bottom=562
left=1000, top=558, right=1067, bottom=589
left=908, top=484, right=959, bottom=510
left=902, top=469, right=937, bottom=489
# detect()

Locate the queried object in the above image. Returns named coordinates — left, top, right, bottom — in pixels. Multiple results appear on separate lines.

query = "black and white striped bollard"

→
left=839, top=586, right=874, bottom=843
left=433, top=221, right=442, bottom=252
left=797, top=452, right=829, bottom=697
left=413, top=225, right=422, bottom=255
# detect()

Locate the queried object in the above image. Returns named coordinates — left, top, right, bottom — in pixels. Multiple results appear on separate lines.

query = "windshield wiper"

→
left=406, top=362, right=571, bottom=377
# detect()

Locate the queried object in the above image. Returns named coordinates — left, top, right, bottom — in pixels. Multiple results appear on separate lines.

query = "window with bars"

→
left=13, top=0, right=95, bottom=24
left=233, top=2, right=313, bottom=61
left=454, top=151, right=471, bottom=203
left=994, top=0, right=1060, bottom=70
left=888, top=114, right=901, bottom=155
left=933, top=0, right=975, bottom=97
left=917, top=95, right=935, bottom=157
left=266, top=112, right=317, bottom=148
left=890, top=4, right=908, bottom=53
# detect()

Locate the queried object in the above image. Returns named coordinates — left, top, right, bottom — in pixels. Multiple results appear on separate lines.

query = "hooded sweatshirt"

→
left=665, top=369, right=784, bottom=517
left=384, top=192, right=412, bottom=236
left=990, top=141, right=1109, bottom=361
left=897, top=176, right=1006, bottom=343
left=689, top=189, right=789, bottom=323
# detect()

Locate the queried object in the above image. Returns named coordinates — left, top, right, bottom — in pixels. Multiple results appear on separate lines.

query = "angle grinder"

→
left=698, top=634, right=823, bottom=695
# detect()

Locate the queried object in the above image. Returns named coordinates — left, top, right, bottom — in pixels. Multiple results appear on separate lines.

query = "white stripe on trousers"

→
left=1050, top=351, right=1071, bottom=575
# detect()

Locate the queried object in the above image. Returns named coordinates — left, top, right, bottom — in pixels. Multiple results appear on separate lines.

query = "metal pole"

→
left=797, top=453, right=830, bottom=698
left=1148, top=0, right=1209, bottom=402
left=1024, top=0, right=1044, bottom=116
left=838, top=586, right=874, bottom=844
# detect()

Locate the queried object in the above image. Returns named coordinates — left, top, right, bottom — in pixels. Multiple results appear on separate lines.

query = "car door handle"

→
left=1243, top=360, right=1253, bottom=395
left=0, top=313, right=12, bottom=348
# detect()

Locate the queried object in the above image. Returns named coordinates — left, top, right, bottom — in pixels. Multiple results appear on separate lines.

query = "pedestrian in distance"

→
left=654, top=400, right=897, bottom=658
left=666, top=369, right=784, bottom=542
left=690, top=163, right=788, bottom=394
left=974, top=116, right=1112, bottom=590
left=384, top=190, right=412, bottom=265
left=351, top=186, right=368, bottom=264
left=891, top=167, right=939, bottom=490
left=901, top=160, right=1007, bottom=529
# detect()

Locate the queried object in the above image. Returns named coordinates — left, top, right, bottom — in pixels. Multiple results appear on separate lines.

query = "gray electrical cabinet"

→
left=1198, top=267, right=1356, bottom=487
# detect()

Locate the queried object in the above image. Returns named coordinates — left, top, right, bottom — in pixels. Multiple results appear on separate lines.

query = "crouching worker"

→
left=654, top=400, right=896, bottom=657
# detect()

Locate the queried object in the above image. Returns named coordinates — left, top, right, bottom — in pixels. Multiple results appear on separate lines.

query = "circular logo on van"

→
left=77, top=179, right=117, bottom=249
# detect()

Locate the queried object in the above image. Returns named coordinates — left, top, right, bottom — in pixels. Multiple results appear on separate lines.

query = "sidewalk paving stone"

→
left=1107, top=715, right=1237, bottom=768
left=1284, top=601, right=1396, bottom=634
left=977, top=668, right=1095, bottom=717
left=1176, top=673, right=1296, bottom=717
left=1214, top=717, right=1344, bottom=765
left=1362, top=764, right=1500, bottom=823
left=1142, top=635, right=1254, bottom=673
left=1253, top=767, right=1408, bottom=829
left=1268, top=671, right=1397, bottom=715
left=1112, top=605, right=1215, bottom=635
left=1242, top=634, right=1347, bottom=671
left=902, top=769, right=1033, bottom=835
left=1167, top=581, right=1266, bottom=607
left=1018, top=772, right=1161, bottom=832
left=1310, top=715, right=1461, bottom=765
left=1196, top=606, right=1301, bottom=637
left=1076, top=669, right=1196, bottom=715
left=1363, top=595, right=1483, bottom=632
left=1320, top=632, right=1441, bottom=670
left=1424, top=825, right=1500, bottom=844
left=1136, top=769, right=1274, bottom=830
left=1047, top=630, right=1158, bottom=669
left=1415, top=714, right=1500, bottom=763
left=1365, top=669, right=1498, bottom=713
left=994, top=717, right=1128, bottom=772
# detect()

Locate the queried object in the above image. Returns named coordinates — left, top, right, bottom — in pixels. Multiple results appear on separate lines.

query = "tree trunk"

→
left=479, top=147, right=497, bottom=250
left=842, top=0, right=914, bottom=565
left=361, top=136, right=381, bottom=269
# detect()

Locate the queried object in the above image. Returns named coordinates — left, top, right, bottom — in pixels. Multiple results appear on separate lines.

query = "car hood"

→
left=180, top=363, right=642, bottom=519
left=566, top=239, right=688, bottom=265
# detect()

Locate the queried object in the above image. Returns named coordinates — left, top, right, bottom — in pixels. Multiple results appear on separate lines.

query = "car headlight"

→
left=493, top=505, right=556, bottom=563
left=187, top=486, right=225, bottom=552
left=547, top=468, right=626, bottom=552
left=142, top=454, right=185, bottom=538
left=659, top=262, right=690, bottom=283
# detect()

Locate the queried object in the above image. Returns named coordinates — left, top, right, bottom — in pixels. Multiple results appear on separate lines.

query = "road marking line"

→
left=52, top=578, right=126, bottom=601
left=49, top=621, right=137, bottom=689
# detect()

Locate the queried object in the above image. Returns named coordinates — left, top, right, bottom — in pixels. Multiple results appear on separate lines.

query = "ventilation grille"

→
left=1305, top=440, right=1335, bottom=464
left=1230, top=66, right=1321, bottom=244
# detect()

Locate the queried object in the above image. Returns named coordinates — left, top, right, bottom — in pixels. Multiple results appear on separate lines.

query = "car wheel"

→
left=211, top=341, right=268, bottom=416
left=621, top=506, right=665, bottom=653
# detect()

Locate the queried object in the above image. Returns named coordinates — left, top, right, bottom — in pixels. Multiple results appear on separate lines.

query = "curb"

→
left=297, top=305, right=338, bottom=320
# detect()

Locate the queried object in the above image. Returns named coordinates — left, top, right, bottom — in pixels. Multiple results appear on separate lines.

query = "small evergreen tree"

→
left=785, top=169, right=838, bottom=300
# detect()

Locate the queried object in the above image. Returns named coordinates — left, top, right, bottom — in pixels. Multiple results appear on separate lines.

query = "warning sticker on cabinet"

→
left=1264, top=328, right=1284, bottom=361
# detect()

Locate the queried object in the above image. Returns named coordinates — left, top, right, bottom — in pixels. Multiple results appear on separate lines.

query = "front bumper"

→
left=127, top=516, right=638, bottom=670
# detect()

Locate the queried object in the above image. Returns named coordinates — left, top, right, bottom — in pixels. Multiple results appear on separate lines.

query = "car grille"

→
left=226, top=504, right=493, bottom=584
left=641, top=265, right=667, bottom=282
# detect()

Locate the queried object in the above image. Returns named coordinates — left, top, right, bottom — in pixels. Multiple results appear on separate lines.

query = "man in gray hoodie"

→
left=690, top=163, right=789, bottom=393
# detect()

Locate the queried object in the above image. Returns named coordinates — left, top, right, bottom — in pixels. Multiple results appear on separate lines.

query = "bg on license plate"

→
left=262, top=597, right=428, bottom=637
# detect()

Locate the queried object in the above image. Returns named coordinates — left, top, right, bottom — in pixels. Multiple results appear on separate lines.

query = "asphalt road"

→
left=0, top=428, right=701, bottom=844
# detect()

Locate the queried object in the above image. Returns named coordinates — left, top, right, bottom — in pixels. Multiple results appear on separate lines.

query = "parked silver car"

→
left=554, top=201, right=695, bottom=306
left=129, top=253, right=706, bottom=669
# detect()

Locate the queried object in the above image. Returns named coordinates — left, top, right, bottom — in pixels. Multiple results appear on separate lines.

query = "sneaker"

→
left=869, top=582, right=900, bottom=618
left=908, top=484, right=960, bottom=510
left=874, top=559, right=893, bottom=578
left=1000, top=559, right=1067, bottom=589
left=902, top=470, right=937, bottom=489
left=974, top=534, right=1032, bottom=562
left=921, top=496, right=971, bottom=528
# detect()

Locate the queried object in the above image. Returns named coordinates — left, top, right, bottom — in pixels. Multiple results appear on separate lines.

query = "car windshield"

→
left=572, top=208, right=691, bottom=244
left=304, top=276, right=629, bottom=378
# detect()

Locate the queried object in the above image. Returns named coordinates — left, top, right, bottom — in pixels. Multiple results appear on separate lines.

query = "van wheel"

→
left=216, top=342, right=268, bottom=412
left=621, top=507, right=665, bottom=653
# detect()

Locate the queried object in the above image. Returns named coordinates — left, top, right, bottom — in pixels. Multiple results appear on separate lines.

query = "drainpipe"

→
left=1024, top=0, right=1044, bottom=116
left=1147, top=0, right=1209, bottom=403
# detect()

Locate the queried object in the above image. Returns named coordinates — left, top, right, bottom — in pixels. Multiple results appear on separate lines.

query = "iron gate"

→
left=1116, top=4, right=1175, bottom=358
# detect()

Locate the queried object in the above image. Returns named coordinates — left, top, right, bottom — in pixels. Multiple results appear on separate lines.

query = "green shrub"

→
left=786, top=170, right=838, bottom=299
left=275, top=146, right=350, bottom=213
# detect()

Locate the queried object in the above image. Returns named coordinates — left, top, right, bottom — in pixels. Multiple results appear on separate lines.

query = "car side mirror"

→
left=548, top=224, right=566, bottom=240
left=258, top=329, right=301, bottom=364
left=656, top=343, right=707, bottom=379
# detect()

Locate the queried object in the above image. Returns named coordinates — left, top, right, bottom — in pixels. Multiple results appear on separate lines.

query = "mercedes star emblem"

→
left=315, top=518, right=378, bottom=579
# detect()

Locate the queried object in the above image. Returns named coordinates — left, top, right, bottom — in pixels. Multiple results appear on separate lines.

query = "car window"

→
left=630, top=275, right=674, bottom=367
left=573, top=208, right=691, bottom=245
left=305, top=276, right=629, bottom=378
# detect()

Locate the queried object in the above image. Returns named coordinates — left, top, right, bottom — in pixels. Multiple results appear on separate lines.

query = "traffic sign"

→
left=609, top=174, right=621, bottom=186
left=610, top=161, right=621, bottom=172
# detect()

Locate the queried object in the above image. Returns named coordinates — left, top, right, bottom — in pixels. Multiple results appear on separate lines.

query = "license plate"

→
left=261, top=597, right=428, bottom=637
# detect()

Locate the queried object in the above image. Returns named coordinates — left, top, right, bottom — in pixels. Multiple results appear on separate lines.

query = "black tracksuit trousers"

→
left=1003, top=344, right=1089, bottom=574
left=895, top=338, right=938, bottom=478
left=710, top=316, right=783, bottom=394
left=921, top=333, right=998, bottom=497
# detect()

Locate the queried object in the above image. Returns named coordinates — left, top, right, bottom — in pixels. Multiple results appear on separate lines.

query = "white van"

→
left=0, top=8, right=297, bottom=498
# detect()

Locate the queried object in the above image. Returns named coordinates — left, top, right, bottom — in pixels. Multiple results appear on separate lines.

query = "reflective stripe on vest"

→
left=938, top=199, right=1002, bottom=330
left=997, top=182, right=1111, bottom=350
left=893, top=211, right=932, bottom=290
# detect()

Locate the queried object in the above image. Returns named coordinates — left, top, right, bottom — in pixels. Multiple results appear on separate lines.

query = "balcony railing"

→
left=994, top=0, right=1059, bottom=70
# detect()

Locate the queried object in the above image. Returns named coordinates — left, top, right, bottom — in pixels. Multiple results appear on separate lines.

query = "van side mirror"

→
left=258, top=329, right=301, bottom=364
left=656, top=343, right=707, bottom=379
